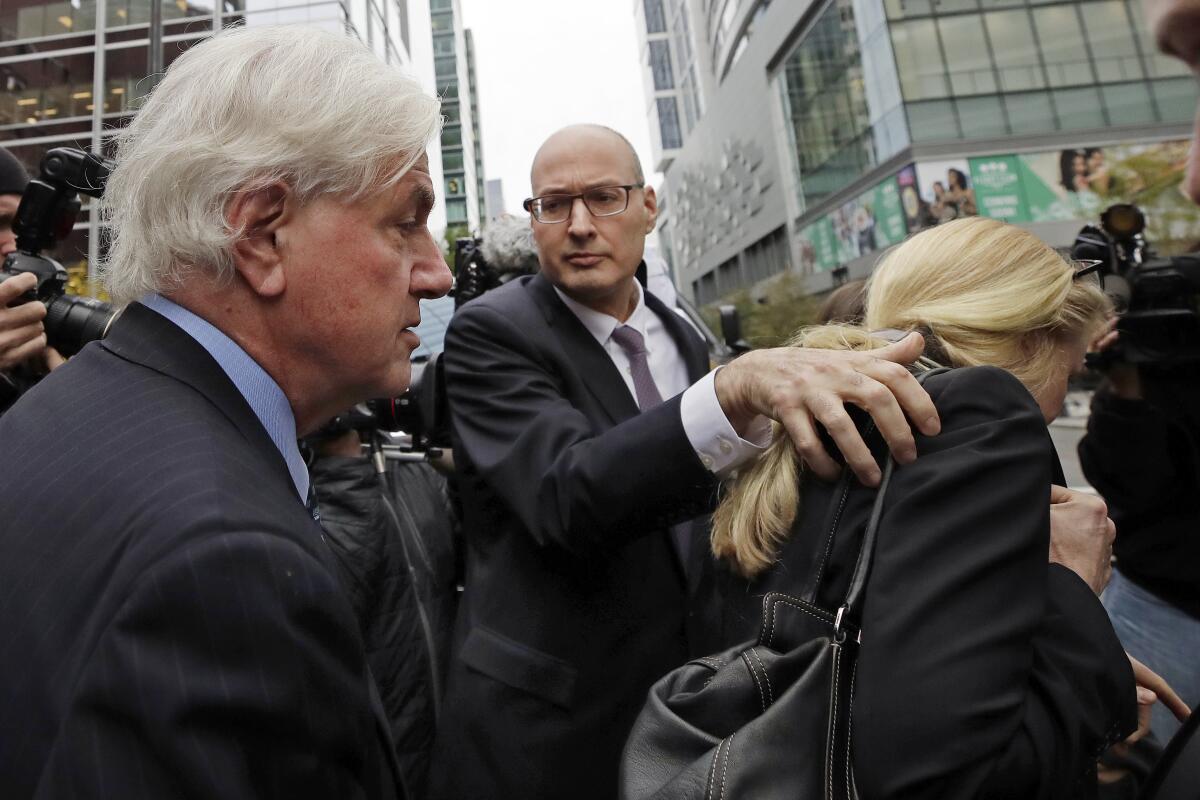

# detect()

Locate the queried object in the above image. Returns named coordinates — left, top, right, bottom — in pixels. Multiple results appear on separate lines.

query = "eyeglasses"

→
left=523, top=184, right=643, bottom=224
left=1072, top=259, right=1105, bottom=290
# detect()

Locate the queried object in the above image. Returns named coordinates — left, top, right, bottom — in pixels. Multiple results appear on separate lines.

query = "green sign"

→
left=968, top=155, right=1029, bottom=222
left=871, top=177, right=907, bottom=247
left=800, top=216, right=838, bottom=272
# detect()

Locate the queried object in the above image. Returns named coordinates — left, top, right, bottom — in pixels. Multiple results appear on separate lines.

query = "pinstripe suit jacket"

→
left=0, top=303, right=402, bottom=799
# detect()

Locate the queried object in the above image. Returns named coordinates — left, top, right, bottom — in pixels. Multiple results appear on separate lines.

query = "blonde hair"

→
left=712, top=217, right=1110, bottom=577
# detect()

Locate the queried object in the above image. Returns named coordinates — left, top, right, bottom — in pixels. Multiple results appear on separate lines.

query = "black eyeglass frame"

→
left=522, top=184, right=645, bottom=223
left=1072, top=258, right=1106, bottom=289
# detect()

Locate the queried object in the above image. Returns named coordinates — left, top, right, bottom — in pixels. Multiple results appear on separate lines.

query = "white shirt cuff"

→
left=680, top=368, right=772, bottom=477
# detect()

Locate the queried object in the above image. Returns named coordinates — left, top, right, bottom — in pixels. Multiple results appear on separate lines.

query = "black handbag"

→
left=620, top=368, right=947, bottom=800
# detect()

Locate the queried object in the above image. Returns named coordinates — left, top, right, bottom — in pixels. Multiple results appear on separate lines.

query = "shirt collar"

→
left=139, top=293, right=309, bottom=502
left=553, top=279, right=651, bottom=348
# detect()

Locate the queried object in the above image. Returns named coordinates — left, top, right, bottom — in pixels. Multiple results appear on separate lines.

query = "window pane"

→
left=1033, top=6, right=1095, bottom=87
left=1128, top=0, right=1189, bottom=79
left=985, top=10, right=1045, bottom=92
left=446, top=198, right=468, bottom=224
left=649, top=39, right=674, bottom=90
left=657, top=96, right=682, bottom=149
left=938, top=15, right=996, bottom=95
left=644, top=0, right=667, bottom=33
left=884, top=0, right=931, bottom=18
left=1053, top=86, right=1106, bottom=129
left=891, top=19, right=950, bottom=100
left=442, top=125, right=462, bottom=147
left=1083, top=1, right=1143, bottom=82
left=906, top=98, right=960, bottom=141
left=956, top=95, right=1007, bottom=138
left=1100, top=82, right=1156, bottom=125
left=1150, top=77, right=1199, bottom=123
left=1004, top=90, right=1057, bottom=134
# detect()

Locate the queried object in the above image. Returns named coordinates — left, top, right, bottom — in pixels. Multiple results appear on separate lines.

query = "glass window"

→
left=935, top=0, right=978, bottom=11
left=657, top=96, right=683, bottom=149
left=1053, top=86, right=1106, bottom=129
left=1150, top=77, right=1199, bottom=123
left=905, top=98, right=959, bottom=141
left=891, top=19, right=950, bottom=100
left=937, top=15, right=996, bottom=96
left=1100, top=81, right=1156, bottom=125
left=985, top=10, right=1045, bottom=92
left=1033, top=6, right=1095, bottom=87
left=956, top=95, right=1007, bottom=138
left=644, top=0, right=667, bottom=33
left=446, top=198, right=468, bottom=224
left=1083, top=1, right=1143, bottom=82
left=442, top=150, right=464, bottom=171
left=1127, top=0, right=1188, bottom=79
left=884, top=0, right=931, bottom=19
left=442, top=124, right=462, bottom=147
left=433, top=33, right=455, bottom=55
left=978, top=0, right=1023, bottom=8
left=649, top=40, right=674, bottom=90
left=442, top=101, right=460, bottom=124
left=431, top=9, right=451, bottom=31
left=1004, top=90, right=1056, bottom=134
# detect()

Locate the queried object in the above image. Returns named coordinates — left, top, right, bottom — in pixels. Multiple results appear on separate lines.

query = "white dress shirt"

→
left=553, top=281, right=769, bottom=477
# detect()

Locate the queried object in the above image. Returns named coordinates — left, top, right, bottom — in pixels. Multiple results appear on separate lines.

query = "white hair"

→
left=100, top=25, right=442, bottom=305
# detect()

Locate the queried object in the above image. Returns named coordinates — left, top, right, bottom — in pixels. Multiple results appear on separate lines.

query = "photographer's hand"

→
left=0, top=273, right=49, bottom=370
left=714, top=332, right=940, bottom=487
left=1090, top=315, right=1142, bottom=400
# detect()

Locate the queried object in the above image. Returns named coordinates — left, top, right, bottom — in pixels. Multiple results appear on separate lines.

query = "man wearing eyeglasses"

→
left=429, top=124, right=941, bottom=798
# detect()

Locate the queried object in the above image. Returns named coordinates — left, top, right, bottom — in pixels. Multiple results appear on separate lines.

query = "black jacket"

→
left=712, top=366, right=1135, bottom=799
left=311, top=455, right=459, bottom=798
left=430, top=273, right=716, bottom=800
left=1079, top=384, right=1200, bottom=619
left=0, top=303, right=402, bottom=798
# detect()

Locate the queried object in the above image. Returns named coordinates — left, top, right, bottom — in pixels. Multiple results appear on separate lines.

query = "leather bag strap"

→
left=837, top=367, right=949, bottom=635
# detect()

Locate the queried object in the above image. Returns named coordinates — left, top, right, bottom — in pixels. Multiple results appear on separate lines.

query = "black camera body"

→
left=1, top=147, right=116, bottom=357
left=1072, top=204, right=1200, bottom=368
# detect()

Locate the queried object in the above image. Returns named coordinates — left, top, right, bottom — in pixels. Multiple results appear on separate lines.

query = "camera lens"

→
left=43, top=293, right=115, bottom=357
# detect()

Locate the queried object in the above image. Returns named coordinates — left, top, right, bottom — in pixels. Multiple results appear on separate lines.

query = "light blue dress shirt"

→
left=140, top=294, right=309, bottom=502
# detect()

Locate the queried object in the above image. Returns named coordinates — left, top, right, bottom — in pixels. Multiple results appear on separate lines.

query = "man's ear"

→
left=643, top=184, right=658, bottom=234
left=227, top=182, right=292, bottom=298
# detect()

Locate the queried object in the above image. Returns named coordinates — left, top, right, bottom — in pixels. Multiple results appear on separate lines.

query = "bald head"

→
left=531, top=125, right=644, bottom=190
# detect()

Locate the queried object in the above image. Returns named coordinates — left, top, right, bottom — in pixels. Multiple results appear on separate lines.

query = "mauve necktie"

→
left=609, top=323, right=692, bottom=572
left=610, top=325, right=664, bottom=410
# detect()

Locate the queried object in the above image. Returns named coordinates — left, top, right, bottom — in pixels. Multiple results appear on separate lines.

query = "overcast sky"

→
left=458, top=0, right=659, bottom=216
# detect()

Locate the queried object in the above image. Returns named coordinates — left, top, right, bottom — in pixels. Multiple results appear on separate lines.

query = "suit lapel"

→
left=526, top=273, right=641, bottom=426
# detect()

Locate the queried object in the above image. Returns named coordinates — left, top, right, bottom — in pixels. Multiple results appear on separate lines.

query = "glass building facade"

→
left=429, top=0, right=481, bottom=230
left=778, top=0, right=1195, bottom=209
left=0, top=0, right=416, bottom=294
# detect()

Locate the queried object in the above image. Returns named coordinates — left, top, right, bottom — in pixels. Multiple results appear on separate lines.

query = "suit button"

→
left=718, top=437, right=733, bottom=455
left=700, top=454, right=714, bottom=469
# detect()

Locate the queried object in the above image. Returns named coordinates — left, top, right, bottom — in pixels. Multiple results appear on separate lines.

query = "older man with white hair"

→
left=0, top=25, right=450, bottom=799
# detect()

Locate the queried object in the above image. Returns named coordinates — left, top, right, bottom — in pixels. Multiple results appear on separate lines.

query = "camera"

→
left=1, top=147, right=116, bottom=357
left=1072, top=203, right=1200, bottom=367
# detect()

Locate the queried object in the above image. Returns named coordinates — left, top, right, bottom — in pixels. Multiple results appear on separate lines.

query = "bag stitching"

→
left=763, top=595, right=836, bottom=648
left=741, top=650, right=767, bottom=712
left=827, top=645, right=841, bottom=800
left=846, top=658, right=858, bottom=800
left=720, top=733, right=734, bottom=800
left=706, top=737, right=725, bottom=800
left=749, top=647, right=774, bottom=706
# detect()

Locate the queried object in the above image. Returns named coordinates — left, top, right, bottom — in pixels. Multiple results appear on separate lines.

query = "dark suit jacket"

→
left=713, top=366, right=1136, bottom=799
left=0, top=303, right=402, bottom=799
left=430, top=273, right=717, bottom=799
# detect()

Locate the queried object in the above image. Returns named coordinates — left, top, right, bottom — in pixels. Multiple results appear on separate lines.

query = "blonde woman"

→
left=708, top=218, right=1143, bottom=797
